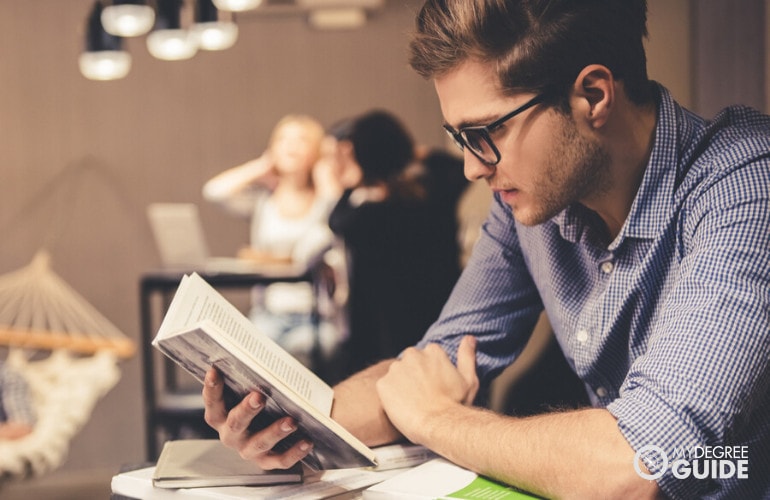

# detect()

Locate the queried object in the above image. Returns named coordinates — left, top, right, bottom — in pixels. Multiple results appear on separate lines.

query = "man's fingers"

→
left=218, top=392, right=265, bottom=446
left=456, top=335, right=477, bottom=378
left=239, top=417, right=301, bottom=461
left=236, top=417, right=313, bottom=471
left=203, top=368, right=267, bottom=444
left=246, top=439, right=314, bottom=470
left=202, top=368, right=227, bottom=428
left=200, top=367, right=312, bottom=471
left=456, top=335, right=479, bottom=405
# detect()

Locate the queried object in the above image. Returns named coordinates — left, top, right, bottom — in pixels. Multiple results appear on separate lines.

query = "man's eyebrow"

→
left=446, top=113, right=502, bottom=130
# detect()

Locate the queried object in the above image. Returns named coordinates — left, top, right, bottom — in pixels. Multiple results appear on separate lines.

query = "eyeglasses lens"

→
left=463, top=131, right=496, bottom=163
left=444, top=127, right=498, bottom=164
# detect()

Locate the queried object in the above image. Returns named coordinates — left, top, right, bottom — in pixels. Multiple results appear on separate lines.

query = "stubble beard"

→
left=515, top=111, right=612, bottom=227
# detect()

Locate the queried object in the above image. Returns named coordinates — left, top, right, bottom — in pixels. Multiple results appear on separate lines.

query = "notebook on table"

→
left=152, top=439, right=303, bottom=488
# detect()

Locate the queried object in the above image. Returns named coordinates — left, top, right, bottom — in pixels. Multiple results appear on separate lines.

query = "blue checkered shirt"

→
left=418, top=85, right=770, bottom=499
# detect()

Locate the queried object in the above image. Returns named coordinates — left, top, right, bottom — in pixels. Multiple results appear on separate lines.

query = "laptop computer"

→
left=146, top=203, right=267, bottom=274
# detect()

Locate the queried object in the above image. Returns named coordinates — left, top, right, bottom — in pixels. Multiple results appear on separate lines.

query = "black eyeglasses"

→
left=443, top=93, right=547, bottom=166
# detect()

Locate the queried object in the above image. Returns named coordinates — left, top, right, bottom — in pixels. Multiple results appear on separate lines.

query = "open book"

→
left=152, top=272, right=377, bottom=470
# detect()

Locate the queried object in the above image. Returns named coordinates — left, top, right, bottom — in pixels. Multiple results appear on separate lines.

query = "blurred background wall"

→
left=0, top=0, right=765, bottom=494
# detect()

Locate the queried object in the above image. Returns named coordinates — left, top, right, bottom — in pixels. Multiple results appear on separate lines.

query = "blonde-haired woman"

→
left=203, top=114, right=342, bottom=371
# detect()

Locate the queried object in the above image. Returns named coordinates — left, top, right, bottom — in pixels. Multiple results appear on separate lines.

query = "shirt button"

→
left=596, top=387, right=608, bottom=398
left=601, top=261, right=614, bottom=274
left=576, top=329, right=589, bottom=343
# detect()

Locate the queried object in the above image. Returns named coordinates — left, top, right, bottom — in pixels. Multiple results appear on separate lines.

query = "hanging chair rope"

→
left=0, top=250, right=135, bottom=478
left=0, top=349, right=121, bottom=477
left=0, top=251, right=135, bottom=358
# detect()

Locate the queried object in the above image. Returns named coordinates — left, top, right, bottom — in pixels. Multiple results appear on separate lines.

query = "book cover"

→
left=152, top=439, right=302, bottom=488
left=152, top=273, right=377, bottom=470
left=363, top=458, right=542, bottom=499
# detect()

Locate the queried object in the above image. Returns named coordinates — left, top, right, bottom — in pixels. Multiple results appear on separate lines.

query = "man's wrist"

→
left=403, top=398, right=467, bottom=447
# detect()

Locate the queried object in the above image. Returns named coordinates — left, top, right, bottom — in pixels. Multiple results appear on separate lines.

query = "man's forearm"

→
left=331, top=359, right=403, bottom=446
left=414, top=405, right=660, bottom=499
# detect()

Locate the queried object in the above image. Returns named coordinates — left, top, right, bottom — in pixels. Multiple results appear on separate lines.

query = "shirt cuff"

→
left=607, top=384, right=717, bottom=499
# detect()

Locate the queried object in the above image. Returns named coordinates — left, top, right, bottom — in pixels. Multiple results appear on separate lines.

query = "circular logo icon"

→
left=634, top=444, right=668, bottom=480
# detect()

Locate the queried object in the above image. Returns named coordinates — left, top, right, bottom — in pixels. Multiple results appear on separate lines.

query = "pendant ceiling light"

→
left=308, top=8, right=367, bottom=30
left=101, top=0, right=156, bottom=37
left=192, top=0, right=238, bottom=51
left=79, top=1, right=132, bottom=81
left=146, top=0, right=198, bottom=60
left=212, top=0, right=262, bottom=12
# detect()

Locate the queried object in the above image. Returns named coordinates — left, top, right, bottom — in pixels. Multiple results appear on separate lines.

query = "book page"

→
left=154, top=273, right=333, bottom=416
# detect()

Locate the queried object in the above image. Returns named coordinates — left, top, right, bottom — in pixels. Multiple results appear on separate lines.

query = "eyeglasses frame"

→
left=443, top=93, right=547, bottom=166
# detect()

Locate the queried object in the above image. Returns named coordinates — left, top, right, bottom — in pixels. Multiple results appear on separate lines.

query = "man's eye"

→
left=487, top=122, right=506, bottom=134
left=464, top=132, right=486, bottom=150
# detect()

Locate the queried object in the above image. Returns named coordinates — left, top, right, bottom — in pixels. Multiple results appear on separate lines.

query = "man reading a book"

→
left=202, top=1, right=770, bottom=498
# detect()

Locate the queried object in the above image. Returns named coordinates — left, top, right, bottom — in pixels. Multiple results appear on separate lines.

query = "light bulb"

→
left=79, top=51, right=132, bottom=80
left=192, top=21, right=238, bottom=50
left=212, top=0, right=262, bottom=12
left=101, top=4, right=155, bottom=37
left=147, top=29, right=199, bottom=60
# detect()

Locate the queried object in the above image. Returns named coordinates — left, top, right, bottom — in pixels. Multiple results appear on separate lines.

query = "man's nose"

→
left=463, top=150, right=495, bottom=181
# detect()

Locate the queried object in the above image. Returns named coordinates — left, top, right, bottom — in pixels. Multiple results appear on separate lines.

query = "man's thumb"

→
left=456, top=335, right=479, bottom=404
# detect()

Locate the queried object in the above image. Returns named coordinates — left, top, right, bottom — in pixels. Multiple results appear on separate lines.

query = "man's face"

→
left=434, top=59, right=610, bottom=226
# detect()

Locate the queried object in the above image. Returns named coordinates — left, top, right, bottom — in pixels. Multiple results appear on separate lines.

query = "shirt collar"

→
left=554, top=84, right=681, bottom=248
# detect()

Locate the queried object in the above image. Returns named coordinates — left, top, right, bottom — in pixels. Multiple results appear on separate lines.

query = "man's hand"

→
left=375, top=335, right=479, bottom=444
left=202, top=367, right=313, bottom=469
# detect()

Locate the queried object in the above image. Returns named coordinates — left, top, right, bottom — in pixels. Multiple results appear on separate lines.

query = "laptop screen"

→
left=147, top=203, right=210, bottom=269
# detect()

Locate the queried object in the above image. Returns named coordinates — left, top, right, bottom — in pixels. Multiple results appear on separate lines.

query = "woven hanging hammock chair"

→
left=0, top=251, right=135, bottom=478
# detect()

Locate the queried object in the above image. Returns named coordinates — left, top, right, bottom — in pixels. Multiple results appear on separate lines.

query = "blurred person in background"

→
left=328, top=110, right=465, bottom=376
left=203, top=114, right=343, bottom=369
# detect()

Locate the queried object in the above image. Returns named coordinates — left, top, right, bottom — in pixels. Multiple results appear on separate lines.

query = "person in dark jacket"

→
left=329, top=110, right=465, bottom=376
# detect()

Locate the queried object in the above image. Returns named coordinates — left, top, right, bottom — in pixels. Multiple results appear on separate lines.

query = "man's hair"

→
left=409, top=0, right=654, bottom=106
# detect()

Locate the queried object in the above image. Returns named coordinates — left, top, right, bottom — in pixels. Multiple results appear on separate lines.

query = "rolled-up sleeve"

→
left=417, top=194, right=544, bottom=386
left=607, top=162, right=770, bottom=498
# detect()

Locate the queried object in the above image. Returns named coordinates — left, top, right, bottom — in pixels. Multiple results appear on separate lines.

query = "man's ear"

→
left=571, top=64, right=614, bottom=129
